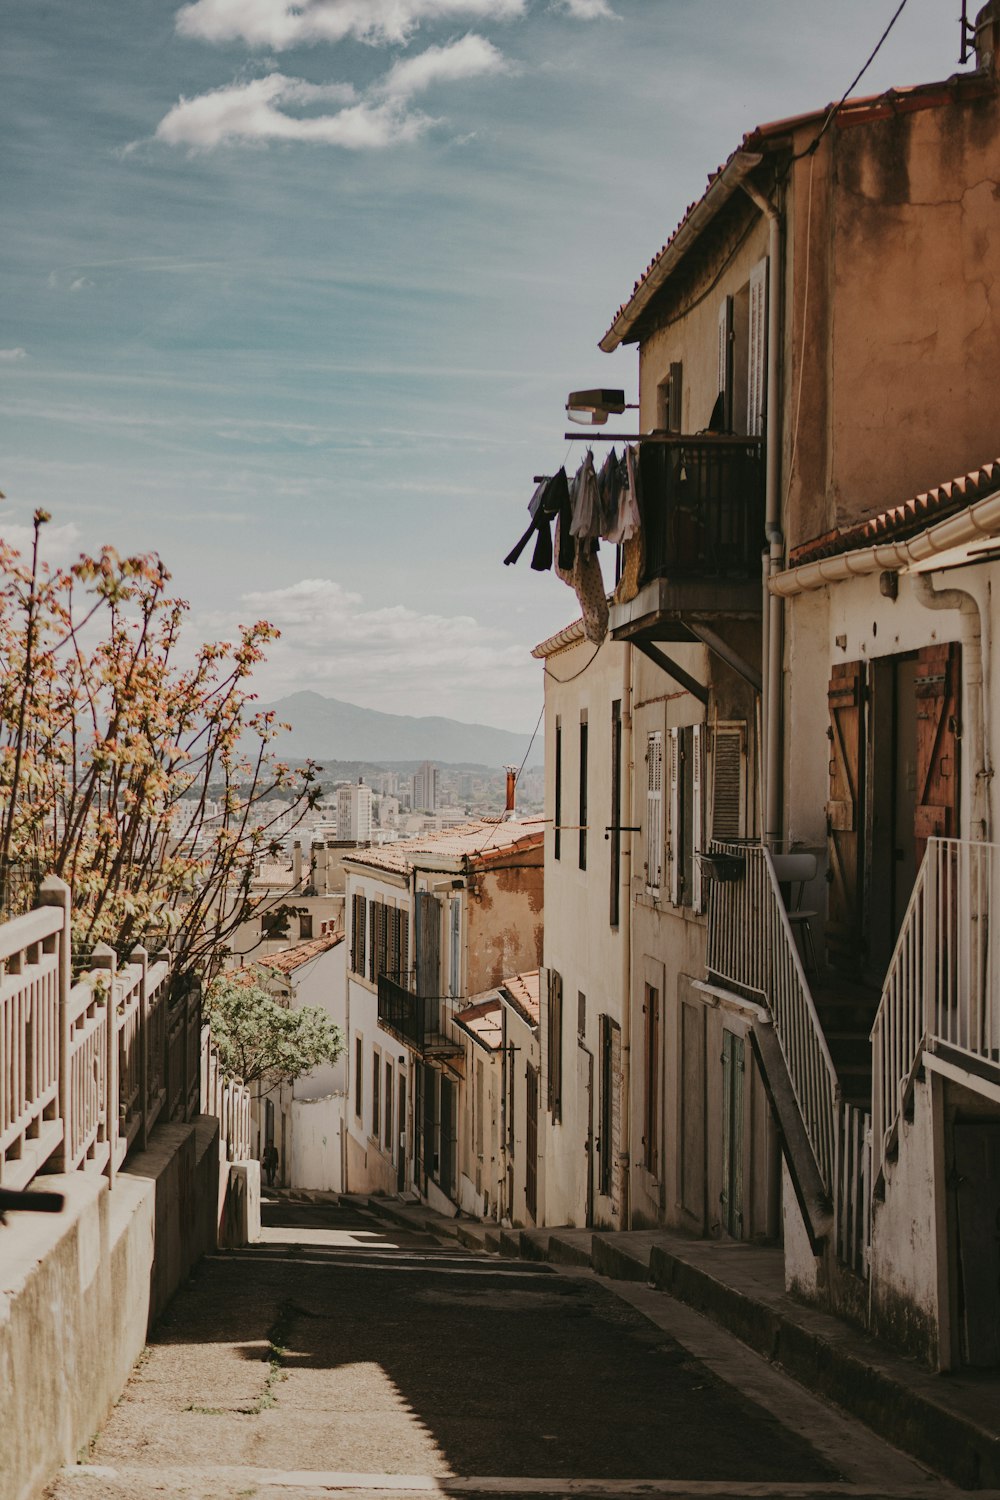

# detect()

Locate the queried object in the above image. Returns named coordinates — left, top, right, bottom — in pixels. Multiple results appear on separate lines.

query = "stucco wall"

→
left=0, top=1120, right=219, bottom=1500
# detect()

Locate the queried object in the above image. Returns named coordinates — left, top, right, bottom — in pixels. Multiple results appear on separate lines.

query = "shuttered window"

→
left=645, top=731, right=663, bottom=894
left=691, top=723, right=705, bottom=914
left=668, top=725, right=707, bottom=909
left=448, top=897, right=462, bottom=998
left=545, top=967, right=563, bottom=1123
left=710, top=724, right=746, bottom=841
left=747, top=258, right=768, bottom=437
left=718, top=296, right=734, bottom=431
left=351, top=893, right=367, bottom=976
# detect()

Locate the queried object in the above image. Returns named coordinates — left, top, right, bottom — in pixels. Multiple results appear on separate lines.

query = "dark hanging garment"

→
left=504, top=480, right=551, bottom=568
left=530, top=514, right=553, bottom=571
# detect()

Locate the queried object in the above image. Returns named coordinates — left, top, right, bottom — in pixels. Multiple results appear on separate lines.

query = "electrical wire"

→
left=793, top=0, right=912, bottom=160
left=544, top=643, right=601, bottom=684
left=474, top=698, right=545, bottom=857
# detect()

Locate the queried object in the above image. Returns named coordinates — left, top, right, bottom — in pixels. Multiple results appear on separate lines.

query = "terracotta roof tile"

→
left=344, top=819, right=545, bottom=875
left=500, top=969, right=540, bottom=1028
left=788, top=460, right=1000, bottom=566
left=601, top=74, right=991, bottom=352
left=454, top=997, right=503, bottom=1052
left=263, top=931, right=344, bottom=974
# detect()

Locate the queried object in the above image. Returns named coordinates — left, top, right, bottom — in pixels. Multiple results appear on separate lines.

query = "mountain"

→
left=258, top=692, right=543, bottom=768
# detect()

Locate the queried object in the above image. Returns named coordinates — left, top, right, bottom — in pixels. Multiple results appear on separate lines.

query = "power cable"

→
left=793, top=0, right=911, bottom=160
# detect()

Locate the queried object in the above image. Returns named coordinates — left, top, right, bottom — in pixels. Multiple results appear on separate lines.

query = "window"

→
left=448, top=897, right=462, bottom=999
left=645, top=731, right=664, bottom=893
left=546, top=968, right=563, bottom=1123
left=372, top=1050, right=381, bottom=1141
left=643, top=983, right=660, bottom=1175
left=710, top=724, right=747, bottom=842
left=351, top=893, right=367, bottom=975
left=579, top=713, right=588, bottom=870
left=577, top=991, right=586, bottom=1038
left=610, top=700, right=622, bottom=927
left=668, top=724, right=705, bottom=911
left=384, top=1059, right=393, bottom=1153
left=354, top=1034, right=363, bottom=1120
left=599, top=1014, right=620, bottom=1198
left=365, top=900, right=409, bottom=983
left=298, top=911, right=313, bottom=941
left=554, top=717, right=562, bottom=861
left=747, top=258, right=768, bottom=437
left=262, top=909, right=287, bottom=939
left=656, top=362, right=683, bottom=432
left=717, top=296, right=734, bottom=431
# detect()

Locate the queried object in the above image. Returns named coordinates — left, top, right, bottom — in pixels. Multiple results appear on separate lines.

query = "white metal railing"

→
left=872, top=837, right=1000, bottom=1190
left=707, top=842, right=839, bottom=1193
left=0, top=876, right=246, bottom=1190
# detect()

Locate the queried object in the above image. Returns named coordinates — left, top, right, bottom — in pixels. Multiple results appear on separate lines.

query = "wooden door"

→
left=827, top=662, right=866, bottom=975
left=721, top=1030, right=745, bottom=1240
left=953, top=1121, right=1000, bottom=1365
left=914, top=642, right=961, bottom=864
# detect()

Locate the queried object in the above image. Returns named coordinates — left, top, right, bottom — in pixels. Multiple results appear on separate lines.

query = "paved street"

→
left=50, top=1199, right=956, bottom=1500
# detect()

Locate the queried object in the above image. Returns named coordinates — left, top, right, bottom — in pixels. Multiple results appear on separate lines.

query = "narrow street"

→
left=49, top=1199, right=954, bottom=1500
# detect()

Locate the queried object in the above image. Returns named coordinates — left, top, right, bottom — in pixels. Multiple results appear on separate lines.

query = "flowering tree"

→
left=204, top=968, right=344, bottom=1091
left=0, top=509, right=318, bottom=984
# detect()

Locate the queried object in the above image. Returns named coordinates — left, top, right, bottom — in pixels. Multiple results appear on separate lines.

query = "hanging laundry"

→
left=596, top=447, right=620, bottom=537
left=503, top=469, right=571, bottom=572
left=569, top=450, right=601, bottom=541
left=604, top=444, right=642, bottom=544
left=574, top=538, right=609, bottom=644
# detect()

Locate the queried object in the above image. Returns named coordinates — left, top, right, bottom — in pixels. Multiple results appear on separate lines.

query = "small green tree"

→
left=204, top=967, right=344, bottom=1092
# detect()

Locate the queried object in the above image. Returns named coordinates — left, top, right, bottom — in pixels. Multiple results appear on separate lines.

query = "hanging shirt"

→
left=569, top=450, right=601, bottom=540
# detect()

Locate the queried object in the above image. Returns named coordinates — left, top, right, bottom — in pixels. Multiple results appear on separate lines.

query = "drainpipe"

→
left=913, top=574, right=991, bottom=840
left=743, top=182, right=784, bottom=849
left=620, top=642, right=634, bottom=1230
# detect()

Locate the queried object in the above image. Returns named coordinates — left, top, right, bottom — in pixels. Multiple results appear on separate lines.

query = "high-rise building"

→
left=337, top=779, right=373, bottom=842
left=412, top=760, right=439, bottom=812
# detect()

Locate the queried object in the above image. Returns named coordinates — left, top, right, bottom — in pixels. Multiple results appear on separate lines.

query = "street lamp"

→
left=565, top=388, right=637, bottom=426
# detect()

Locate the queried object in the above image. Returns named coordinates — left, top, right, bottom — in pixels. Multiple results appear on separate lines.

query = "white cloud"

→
left=379, top=34, right=512, bottom=99
left=0, top=348, right=26, bottom=361
left=554, top=0, right=617, bottom=15
left=0, top=521, right=82, bottom=566
left=69, top=276, right=94, bottom=292
left=152, top=35, right=511, bottom=151
left=154, top=74, right=427, bottom=150
left=232, top=577, right=530, bottom=708
left=175, top=0, right=526, bottom=49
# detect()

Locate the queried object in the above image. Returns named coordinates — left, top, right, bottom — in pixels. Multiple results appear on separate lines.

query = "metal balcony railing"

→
left=378, top=972, right=426, bottom=1052
left=637, top=437, right=765, bottom=585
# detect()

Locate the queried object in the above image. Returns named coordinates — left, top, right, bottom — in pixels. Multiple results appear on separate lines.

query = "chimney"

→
left=292, top=840, right=303, bottom=887
left=504, top=764, right=517, bottom=818
left=975, top=1, right=1000, bottom=73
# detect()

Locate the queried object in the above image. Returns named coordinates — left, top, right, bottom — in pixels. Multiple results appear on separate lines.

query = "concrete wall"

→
left=0, top=1119, right=219, bottom=1500
left=289, top=1095, right=346, bottom=1193
left=539, top=634, right=630, bottom=1230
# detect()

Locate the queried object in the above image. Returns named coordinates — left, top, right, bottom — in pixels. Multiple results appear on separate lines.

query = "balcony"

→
left=377, top=973, right=462, bottom=1059
left=610, top=436, right=765, bottom=650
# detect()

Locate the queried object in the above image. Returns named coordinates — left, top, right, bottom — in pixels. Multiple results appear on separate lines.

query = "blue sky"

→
left=1, top=0, right=966, bottom=732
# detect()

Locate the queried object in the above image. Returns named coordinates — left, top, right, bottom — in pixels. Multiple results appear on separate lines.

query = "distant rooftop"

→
left=344, top=818, right=545, bottom=876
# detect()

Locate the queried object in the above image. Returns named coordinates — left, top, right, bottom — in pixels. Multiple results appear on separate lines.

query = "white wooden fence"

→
left=0, top=875, right=250, bottom=1189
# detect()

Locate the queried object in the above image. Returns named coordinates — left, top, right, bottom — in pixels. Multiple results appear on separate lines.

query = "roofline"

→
left=599, top=149, right=763, bottom=354
left=771, top=481, right=1000, bottom=597
left=600, top=73, right=993, bottom=354
left=532, top=617, right=586, bottom=658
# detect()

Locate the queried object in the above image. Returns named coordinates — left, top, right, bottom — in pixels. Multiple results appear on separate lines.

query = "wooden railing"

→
left=872, top=838, right=1000, bottom=1194
left=0, top=874, right=246, bottom=1190
left=706, top=842, right=839, bottom=1192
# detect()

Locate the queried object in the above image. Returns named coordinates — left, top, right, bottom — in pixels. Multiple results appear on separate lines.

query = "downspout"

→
left=620, top=641, right=634, bottom=1230
left=743, top=181, right=784, bottom=848
left=913, top=574, right=991, bottom=841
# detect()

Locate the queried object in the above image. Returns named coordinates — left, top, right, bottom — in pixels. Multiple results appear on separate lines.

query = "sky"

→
left=1, top=0, right=970, bottom=735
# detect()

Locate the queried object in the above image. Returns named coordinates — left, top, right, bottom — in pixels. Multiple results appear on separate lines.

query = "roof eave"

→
left=599, top=149, right=764, bottom=354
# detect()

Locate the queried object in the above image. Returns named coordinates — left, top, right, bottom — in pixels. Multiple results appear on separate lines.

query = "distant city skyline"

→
left=2, top=0, right=966, bottom=732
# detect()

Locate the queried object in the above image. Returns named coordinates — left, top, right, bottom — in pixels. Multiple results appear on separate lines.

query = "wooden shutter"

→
left=668, top=361, right=683, bottom=433
left=668, top=728, right=681, bottom=906
left=645, top=731, right=663, bottom=893
left=710, top=725, right=745, bottom=841
left=827, top=662, right=866, bottom=975
left=351, top=893, right=366, bottom=976
left=914, top=642, right=961, bottom=863
left=718, top=296, right=734, bottom=431
left=398, top=908, right=410, bottom=984
left=546, top=968, right=563, bottom=1121
left=692, top=724, right=705, bottom=914
left=415, top=892, right=441, bottom=999
left=449, top=897, right=462, bottom=998
left=747, top=258, right=768, bottom=437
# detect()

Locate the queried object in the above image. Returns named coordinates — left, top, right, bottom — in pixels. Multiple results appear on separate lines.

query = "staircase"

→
left=812, top=974, right=882, bottom=1109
